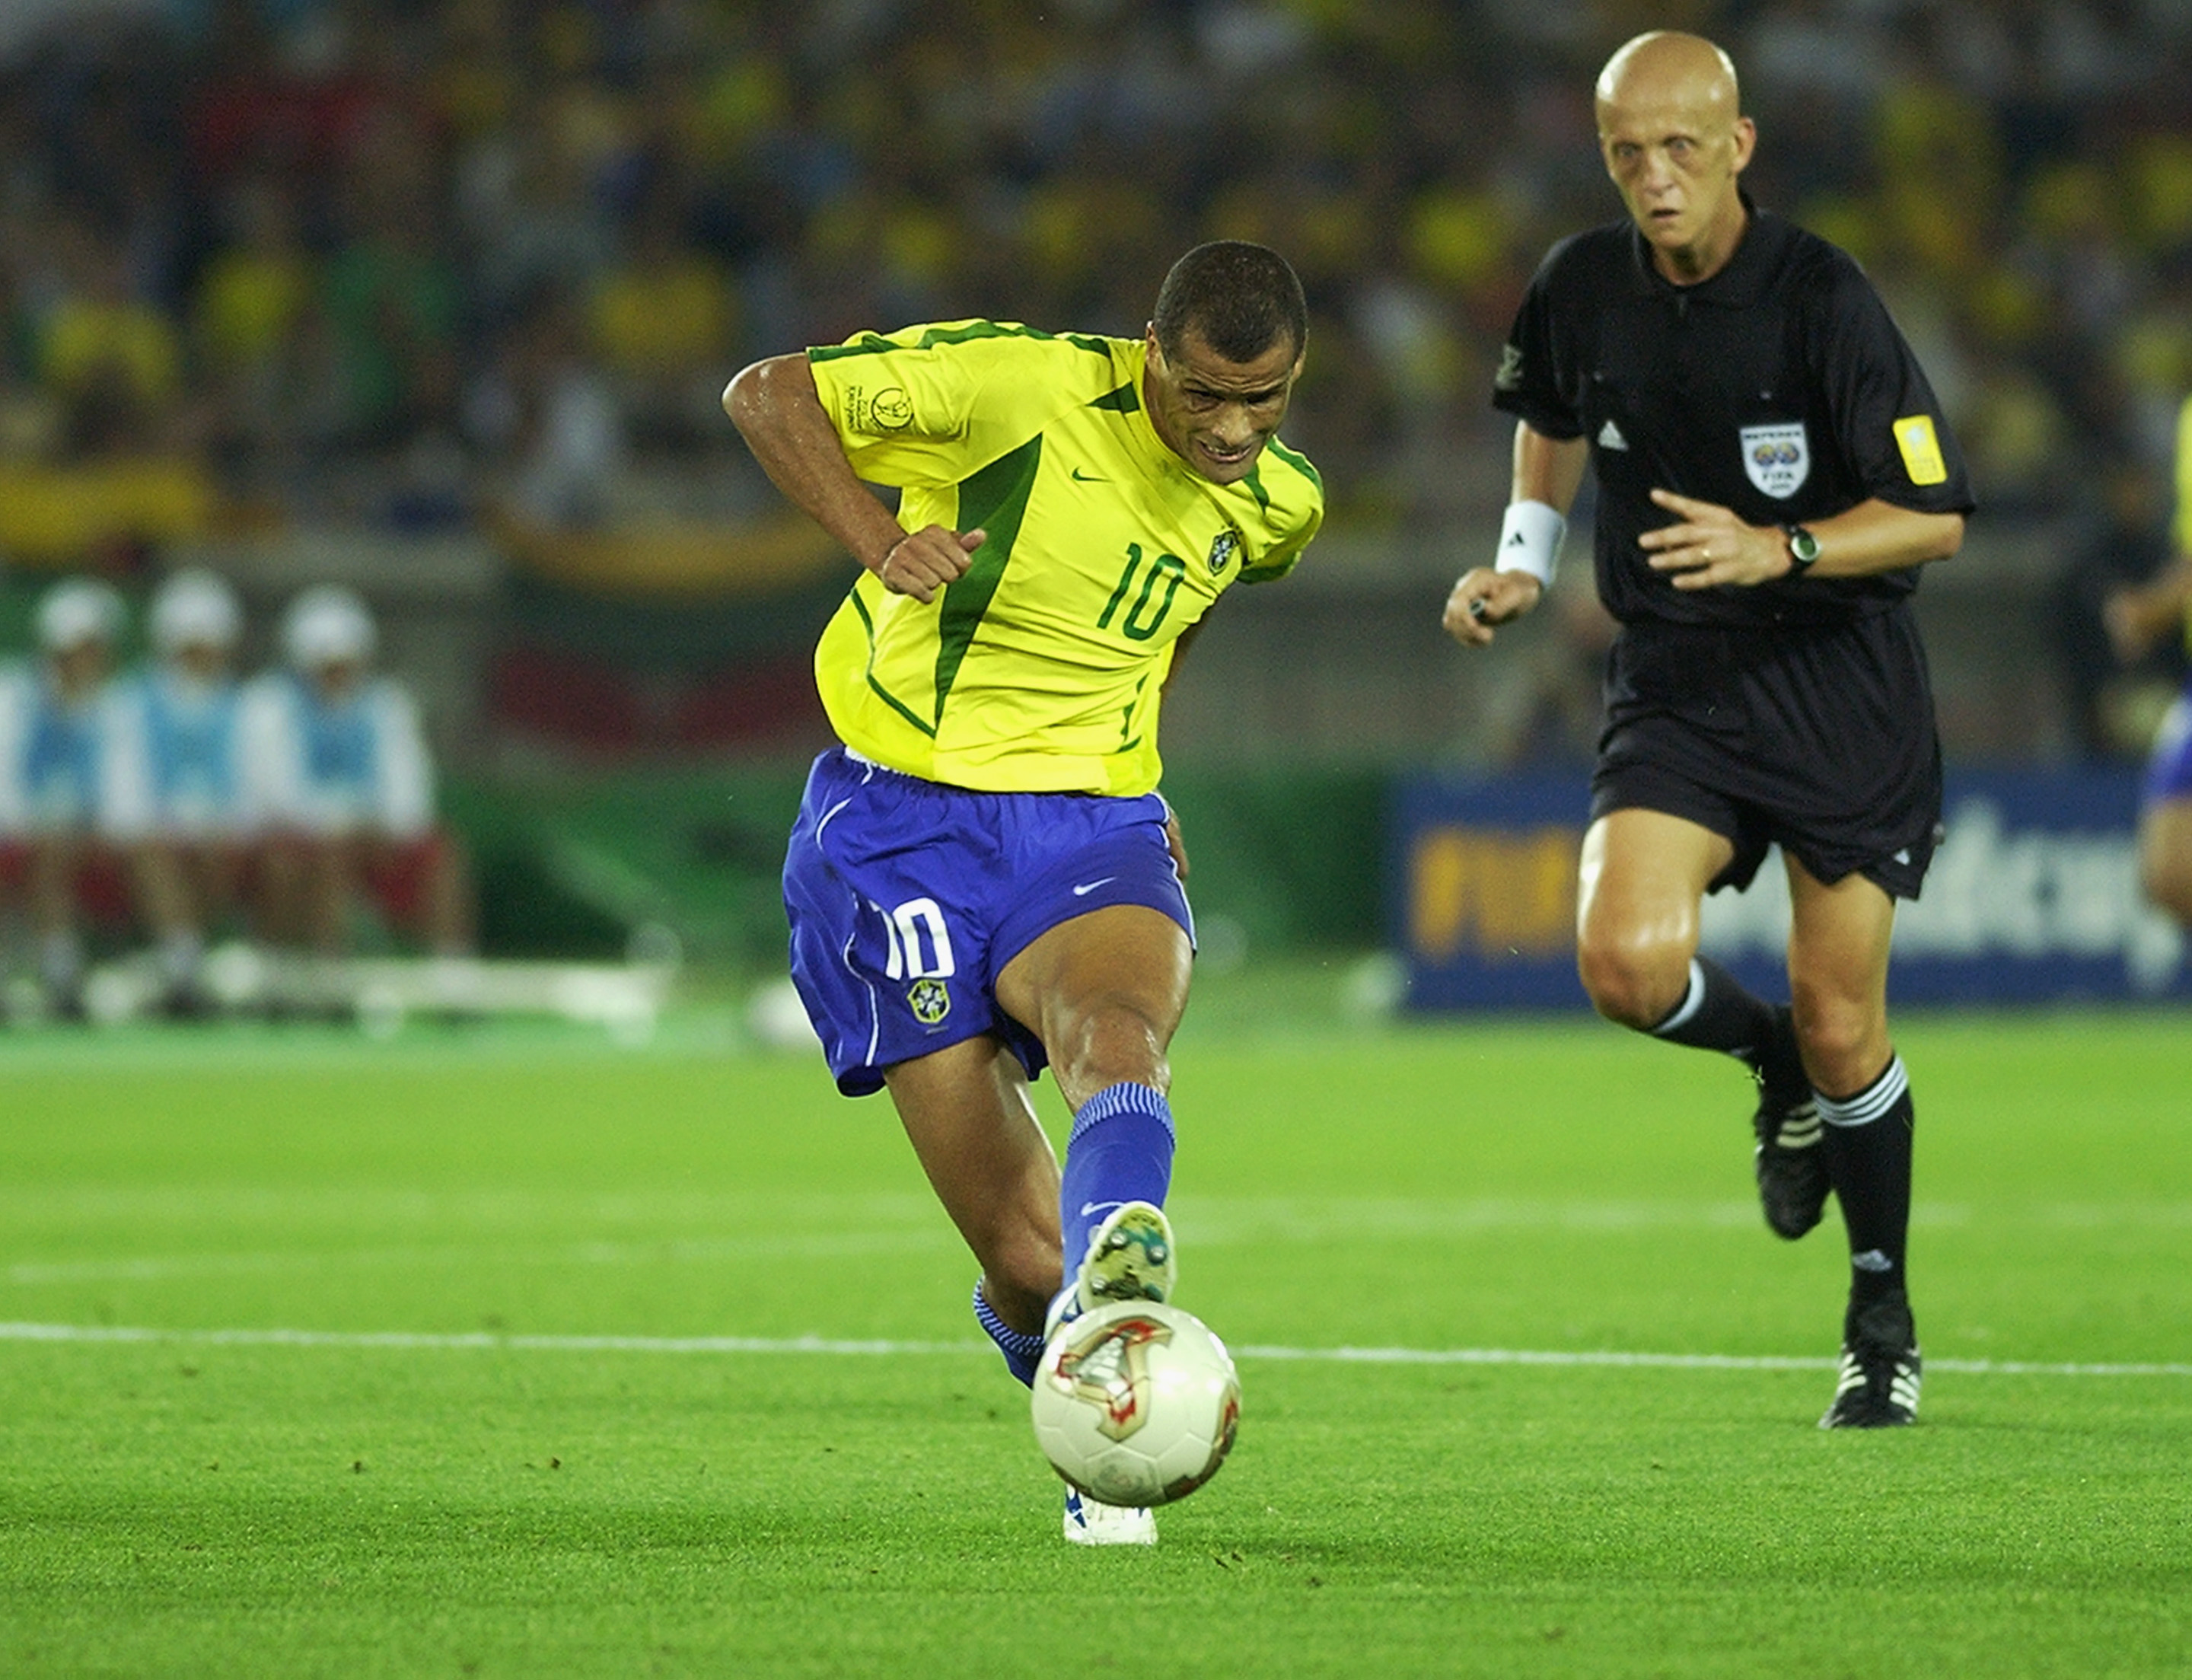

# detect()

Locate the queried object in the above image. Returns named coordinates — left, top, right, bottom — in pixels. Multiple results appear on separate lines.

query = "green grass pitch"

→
left=3, top=983, right=2188, bottom=1676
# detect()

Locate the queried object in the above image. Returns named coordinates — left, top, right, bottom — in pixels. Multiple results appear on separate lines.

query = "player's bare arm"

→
left=1642, top=489, right=1964, bottom=589
left=723, top=353, right=983, bottom=604
left=2104, top=556, right=2192, bottom=663
left=1444, top=425, right=1588, bottom=646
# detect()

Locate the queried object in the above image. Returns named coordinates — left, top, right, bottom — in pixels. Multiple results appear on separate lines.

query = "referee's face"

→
left=1597, top=79, right=1755, bottom=282
left=1142, top=327, right=1305, bottom=486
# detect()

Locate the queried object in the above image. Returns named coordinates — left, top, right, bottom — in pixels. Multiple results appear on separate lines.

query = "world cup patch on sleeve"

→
left=1892, top=415, right=1948, bottom=486
left=840, top=383, right=914, bottom=434
left=1739, top=423, right=1810, bottom=498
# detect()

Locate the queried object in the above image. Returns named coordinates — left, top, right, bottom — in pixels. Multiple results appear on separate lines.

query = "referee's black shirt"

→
left=1493, top=199, right=1976, bottom=630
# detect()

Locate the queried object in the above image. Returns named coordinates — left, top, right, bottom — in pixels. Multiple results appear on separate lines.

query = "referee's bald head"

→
left=1595, top=31, right=1741, bottom=129
left=1592, top=28, right=1756, bottom=282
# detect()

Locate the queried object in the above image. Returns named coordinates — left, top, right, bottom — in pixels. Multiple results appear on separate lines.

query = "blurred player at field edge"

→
left=243, top=585, right=474, bottom=968
left=0, top=578, right=130, bottom=1019
left=726, top=241, right=1322, bottom=1543
left=105, top=569, right=254, bottom=1015
left=2104, top=392, right=2192, bottom=931
left=1444, top=33, right=1972, bottom=1427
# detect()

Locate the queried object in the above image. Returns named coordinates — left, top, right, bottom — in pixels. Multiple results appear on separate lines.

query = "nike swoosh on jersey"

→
left=1071, top=877, right=1118, bottom=895
left=1070, top=467, right=1107, bottom=482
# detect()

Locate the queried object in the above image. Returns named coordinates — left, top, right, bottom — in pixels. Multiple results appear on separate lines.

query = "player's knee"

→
left=1789, top=993, right=1882, bottom=1095
left=1576, top=929, right=1687, bottom=1031
left=1050, top=998, right=1171, bottom=1098
left=2140, top=851, right=2192, bottom=926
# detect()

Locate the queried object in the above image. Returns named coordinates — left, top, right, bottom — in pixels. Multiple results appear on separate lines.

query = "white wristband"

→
left=1494, top=499, right=1566, bottom=588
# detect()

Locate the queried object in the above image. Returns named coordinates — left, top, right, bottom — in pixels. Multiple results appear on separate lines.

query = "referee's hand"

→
left=875, top=525, right=986, bottom=602
left=1443, top=567, right=1542, bottom=646
left=1640, top=489, right=1783, bottom=588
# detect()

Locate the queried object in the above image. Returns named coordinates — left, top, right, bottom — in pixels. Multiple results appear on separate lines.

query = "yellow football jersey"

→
left=805, top=321, right=1324, bottom=795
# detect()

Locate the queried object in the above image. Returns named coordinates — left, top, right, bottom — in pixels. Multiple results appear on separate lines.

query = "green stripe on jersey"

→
left=1265, top=436, right=1323, bottom=495
left=846, top=582, right=935, bottom=737
left=1087, top=381, right=1142, bottom=413
left=933, top=435, right=1044, bottom=719
left=811, top=321, right=1115, bottom=363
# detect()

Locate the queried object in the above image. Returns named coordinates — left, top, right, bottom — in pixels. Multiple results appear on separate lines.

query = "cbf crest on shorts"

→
left=1740, top=422, right=1810, bottom=499
left=906, top=977, right=951, bottom=1025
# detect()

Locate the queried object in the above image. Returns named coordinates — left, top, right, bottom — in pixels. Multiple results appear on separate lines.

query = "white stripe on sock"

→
left=1817, top=1056, right=1909, bottom=1129
left=1651, top=959, right=1707, bottom=1037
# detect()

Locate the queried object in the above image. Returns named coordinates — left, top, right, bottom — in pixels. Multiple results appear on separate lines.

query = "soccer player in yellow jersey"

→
left=2106, top=392, right=2192, bottom=930
left=725, top=241, right=1323, bottom=1545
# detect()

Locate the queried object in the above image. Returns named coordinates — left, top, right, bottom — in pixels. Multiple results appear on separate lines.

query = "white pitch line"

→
left=2, top=1229, right=944, bottom=1286
left=3, top=1321, right=2188, bottom=1379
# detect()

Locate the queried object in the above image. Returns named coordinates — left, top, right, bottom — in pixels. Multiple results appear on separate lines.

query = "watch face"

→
left=1787, top=526, right=1819, bottom=565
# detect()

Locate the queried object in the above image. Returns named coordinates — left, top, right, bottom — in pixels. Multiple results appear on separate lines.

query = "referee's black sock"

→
left=1648, top=956, right=1779, bottom=1070
left=1817, top=1055, right=1915, bottom=1312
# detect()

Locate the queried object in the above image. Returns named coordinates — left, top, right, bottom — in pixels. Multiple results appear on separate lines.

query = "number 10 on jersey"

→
left=1098, top=544, right=1187, bottom=642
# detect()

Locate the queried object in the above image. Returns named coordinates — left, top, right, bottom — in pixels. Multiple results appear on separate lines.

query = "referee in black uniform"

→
left=1444, top=30, right=1974, bottom=1427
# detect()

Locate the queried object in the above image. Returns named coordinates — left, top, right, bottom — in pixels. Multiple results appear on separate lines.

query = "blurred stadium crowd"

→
left=1, top=0, right=2187, bottom=540
left=1, top=0, right=2190, bottom=1002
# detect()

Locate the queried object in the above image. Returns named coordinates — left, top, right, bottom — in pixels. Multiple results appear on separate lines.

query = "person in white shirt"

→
left=242, top=585, right=473, bottom=958
left=0, top=577, right=130, bottom=1016
left=105, top=568, right=255, bottom=1013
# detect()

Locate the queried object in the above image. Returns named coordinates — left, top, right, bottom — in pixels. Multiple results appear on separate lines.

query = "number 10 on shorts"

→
left=881, top=897, right=956, bottom=980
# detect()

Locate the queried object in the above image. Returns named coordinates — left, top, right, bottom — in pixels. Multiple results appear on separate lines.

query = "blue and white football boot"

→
left=1043, top=1199, right=1177, bottom=1340
left=1062, top=1485, right=1158, bottom=1546
left=1048, top=1200, right=1177, bottom=1545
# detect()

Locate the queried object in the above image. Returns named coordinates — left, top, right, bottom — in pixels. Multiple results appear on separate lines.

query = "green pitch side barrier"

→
left=444, top=763, right=1388, bottom=970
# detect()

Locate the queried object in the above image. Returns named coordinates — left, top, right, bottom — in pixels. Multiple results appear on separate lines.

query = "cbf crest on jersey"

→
left=1741, top=422, right=1810, bottom=499
left=1206, top=528, right=1241, bottom=575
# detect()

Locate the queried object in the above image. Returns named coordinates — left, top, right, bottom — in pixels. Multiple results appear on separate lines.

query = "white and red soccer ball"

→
left=1031, top=1300, right=1241, bottom=1507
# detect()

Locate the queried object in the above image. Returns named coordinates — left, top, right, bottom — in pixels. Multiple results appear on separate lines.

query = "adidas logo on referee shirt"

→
left=1598, top=419, right=1629, bottom=450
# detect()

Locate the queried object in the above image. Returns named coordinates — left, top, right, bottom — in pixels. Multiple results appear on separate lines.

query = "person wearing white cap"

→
left=0, top=576, right=129, bottom=1017
left=239, top=585, right=473, bottom=960
left=104, top=568, right=254, bottom=1014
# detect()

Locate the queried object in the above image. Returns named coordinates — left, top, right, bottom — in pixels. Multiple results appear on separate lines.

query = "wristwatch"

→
left=1783, top=524, right=1820, bottom=573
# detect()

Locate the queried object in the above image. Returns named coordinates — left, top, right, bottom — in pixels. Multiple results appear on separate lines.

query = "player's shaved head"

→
left=1152, top=241, right=1307, bottom=365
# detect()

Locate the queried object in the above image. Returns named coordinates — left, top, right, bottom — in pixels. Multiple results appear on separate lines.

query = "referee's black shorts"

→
left=1588, top=607, right=1942, bottom=901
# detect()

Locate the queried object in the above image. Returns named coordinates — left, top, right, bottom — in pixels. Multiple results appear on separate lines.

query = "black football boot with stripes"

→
left=1820, top=1293, right=1922, bottom=1428
left=1752, top=1004, right=1830, bottom=1239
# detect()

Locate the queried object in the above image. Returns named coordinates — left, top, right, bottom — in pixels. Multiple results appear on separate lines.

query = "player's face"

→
left=174, top=642, right=228, bottom=683
left=51, top=639, right=110, bottom=698
left=1597, top=86, right=1754, bottom=279
left=1143, top=327, right=1304, bottom=486
left=312, top=658, right=363, bottom=701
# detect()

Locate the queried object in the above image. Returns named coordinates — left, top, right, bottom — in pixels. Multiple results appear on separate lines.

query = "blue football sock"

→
left=1059, top=1081, right=1176, bottom=1288
left=972, top=1280, right=1044, bottom=1388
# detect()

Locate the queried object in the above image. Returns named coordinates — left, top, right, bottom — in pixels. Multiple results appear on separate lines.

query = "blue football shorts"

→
left=782, top=747, right=1195, bottom=1095
left=2146, top=682, right=2192, bottom=805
